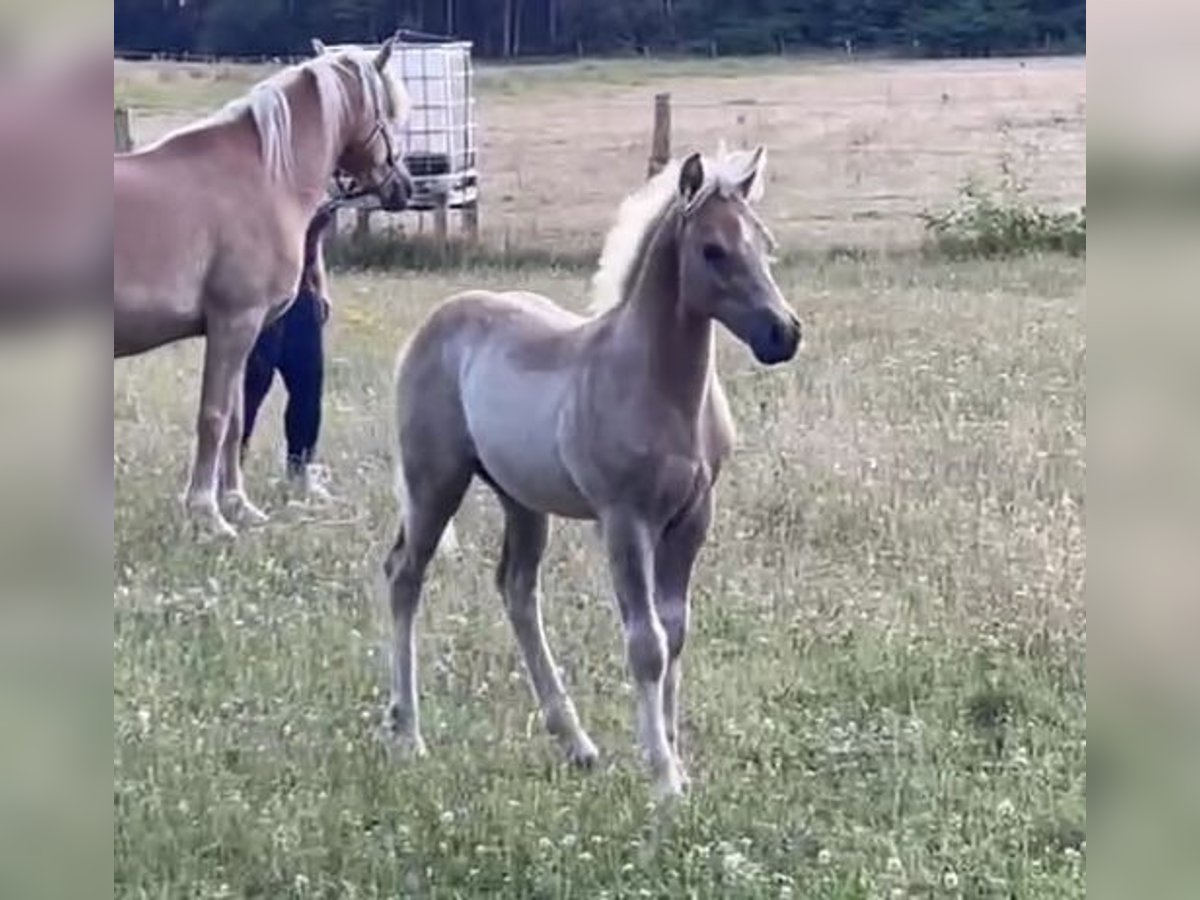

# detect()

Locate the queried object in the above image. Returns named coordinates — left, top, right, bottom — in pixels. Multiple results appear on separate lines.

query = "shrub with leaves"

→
left=921, top=175, right=1086, bottom=258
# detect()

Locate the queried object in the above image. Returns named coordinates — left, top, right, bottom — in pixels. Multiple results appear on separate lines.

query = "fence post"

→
left=433, top=202, right=449, bottom=246
left=354, top=208, right=371, bottom=242
left=647, top=93, right=671, bottom=179
left=462, top=200, right=480, bottom=243
left=114, top=106, right=133, bottom=152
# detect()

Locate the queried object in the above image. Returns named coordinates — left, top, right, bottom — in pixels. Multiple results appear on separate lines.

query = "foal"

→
left=383, top=147, right=800, bottom=798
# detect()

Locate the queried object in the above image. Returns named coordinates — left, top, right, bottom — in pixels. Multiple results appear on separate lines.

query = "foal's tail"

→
left=389, top=338, right=460, bottom=559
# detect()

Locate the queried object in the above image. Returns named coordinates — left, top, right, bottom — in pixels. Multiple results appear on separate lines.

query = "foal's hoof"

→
left=565, top=735, right=600, bottom=770
left=221, top=491, right=269, bottom=526
left=651, top=762, right=689, bottom=802
left=652, top=773, right=687, bottom=803
left=386, top=733, right=429, bottom=761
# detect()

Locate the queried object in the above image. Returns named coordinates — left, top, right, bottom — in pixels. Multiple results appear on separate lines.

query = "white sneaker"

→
left=289, top=462, right=334, bottom=504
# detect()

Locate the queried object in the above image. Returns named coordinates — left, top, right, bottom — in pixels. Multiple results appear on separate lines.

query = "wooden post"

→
left=114, top=107, right=133, bottom=152
left=647, top=93, right=671, bottom=179
left=462, top=201, right=480, bottom=243
left=354, top=208, right=371, bottom=241
left=433, top=202, right=449, bottom=245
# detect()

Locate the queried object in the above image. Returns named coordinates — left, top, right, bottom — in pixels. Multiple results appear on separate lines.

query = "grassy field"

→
left=114, top=56, right=1085, bottom=898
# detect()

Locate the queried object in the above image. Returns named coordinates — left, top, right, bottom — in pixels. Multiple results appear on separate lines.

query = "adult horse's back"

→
left=115, top=38, right=414, bottom=537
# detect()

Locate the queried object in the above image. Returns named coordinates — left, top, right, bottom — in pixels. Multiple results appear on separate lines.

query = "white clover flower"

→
left=817, top=849, right=832, bottom=866
left=943, top=870, right=959, bottom=890
left=997, top=798, right=1015, bottom=817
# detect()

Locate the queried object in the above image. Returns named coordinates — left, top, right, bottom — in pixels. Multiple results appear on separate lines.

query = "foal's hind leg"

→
left=382, top=462, right=471, bottom=756
left=495, top=496, right=598, bottom=768
left=654, top=490, right=713, bottom=786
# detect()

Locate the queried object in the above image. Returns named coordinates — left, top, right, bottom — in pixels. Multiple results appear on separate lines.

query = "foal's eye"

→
left=702, top=243, right=727, bottom=265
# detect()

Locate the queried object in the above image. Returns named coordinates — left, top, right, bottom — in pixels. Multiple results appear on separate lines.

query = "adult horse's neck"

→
left=271, top=71, right=356, bottom=215
left=612, top=206, right=715, bottom=417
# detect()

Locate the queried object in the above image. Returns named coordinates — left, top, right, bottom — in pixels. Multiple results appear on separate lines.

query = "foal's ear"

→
left=737, top=145, right=768, bottom=202
left=374, top=36, right=396, bottom=72
left=678, top=152, right=705, bottom=203
left=311, top=38, right=328, bottom=56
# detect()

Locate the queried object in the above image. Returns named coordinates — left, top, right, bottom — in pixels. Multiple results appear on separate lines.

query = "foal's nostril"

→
left=769, top=321, right=788, bottom=350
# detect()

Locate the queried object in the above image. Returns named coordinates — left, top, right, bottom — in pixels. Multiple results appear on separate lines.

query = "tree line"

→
left=115, top=0, right=1085, bottom=61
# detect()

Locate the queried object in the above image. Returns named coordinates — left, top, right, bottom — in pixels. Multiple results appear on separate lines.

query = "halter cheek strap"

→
left=332, top=119, right=404, bottom=200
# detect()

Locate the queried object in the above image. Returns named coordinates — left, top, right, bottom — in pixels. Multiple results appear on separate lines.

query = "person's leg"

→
left=240, top=320, right=281, bottom=465
left=278, top=291, right=327, bottom=496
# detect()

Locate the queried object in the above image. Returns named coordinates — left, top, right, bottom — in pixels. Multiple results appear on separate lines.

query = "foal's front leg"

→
left=602, top=513, right=684, bottom=798
left=654, top=491, right=713, bottom=786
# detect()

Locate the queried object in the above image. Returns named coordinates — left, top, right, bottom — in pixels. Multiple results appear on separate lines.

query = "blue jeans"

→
left=242, top=289, right=325, bottom=475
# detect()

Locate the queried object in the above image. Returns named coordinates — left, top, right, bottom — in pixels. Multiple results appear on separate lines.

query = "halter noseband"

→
left=332, top=117, right=406, bottom=202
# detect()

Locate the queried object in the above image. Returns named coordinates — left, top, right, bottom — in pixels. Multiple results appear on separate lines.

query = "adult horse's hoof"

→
left=221, top=491, right=269, bottom=526
left=185, top=494, right=238, bottom=539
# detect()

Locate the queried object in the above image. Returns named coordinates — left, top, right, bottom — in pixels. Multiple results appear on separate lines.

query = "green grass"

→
left=114, top=252, right=1085, bottom=898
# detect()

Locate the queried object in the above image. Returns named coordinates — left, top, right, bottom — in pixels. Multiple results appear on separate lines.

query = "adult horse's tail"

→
left=388, top=338, right=460, bottom=561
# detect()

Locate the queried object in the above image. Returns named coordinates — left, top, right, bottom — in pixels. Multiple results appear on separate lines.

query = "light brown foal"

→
left=114, top=38, right=413, bottom=537
left=383, top=147, right=801, bottom=798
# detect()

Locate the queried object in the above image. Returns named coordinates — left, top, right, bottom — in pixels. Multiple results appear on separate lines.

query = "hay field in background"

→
left=115, top=54, right=1085, bottom=251
left=114, top=56, right=1086, bottom=898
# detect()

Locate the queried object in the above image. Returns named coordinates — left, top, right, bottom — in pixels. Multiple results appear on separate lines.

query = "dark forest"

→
left=115, top=0, right=1086, bottom=61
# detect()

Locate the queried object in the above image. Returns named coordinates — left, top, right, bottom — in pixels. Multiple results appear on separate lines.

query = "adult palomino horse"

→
left=382, top=146, right=801, bottom=798
left=115, top=38, right=414, bottom=537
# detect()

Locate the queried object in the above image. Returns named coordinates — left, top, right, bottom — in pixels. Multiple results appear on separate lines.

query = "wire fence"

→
left=116, top=55, right=1087, bottom=253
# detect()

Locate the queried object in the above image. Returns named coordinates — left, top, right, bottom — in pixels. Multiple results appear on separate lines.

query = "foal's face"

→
left=676, top=150, right=801, bottom=365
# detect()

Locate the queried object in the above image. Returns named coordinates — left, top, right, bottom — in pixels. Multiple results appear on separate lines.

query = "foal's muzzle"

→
left=749, top=311, right=802, bottom=365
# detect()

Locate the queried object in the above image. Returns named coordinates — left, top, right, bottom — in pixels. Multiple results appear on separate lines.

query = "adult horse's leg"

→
left=184, top=308, right=265, bottom=537
left=382, top=456, right=472, bottom=756
left=602, top=512, right=685, bottom=798
left=219, top=375, right=269, bottom=525
left=495, top=493, right=599, bottom=767
left=653, top=491, right=713, bottom=787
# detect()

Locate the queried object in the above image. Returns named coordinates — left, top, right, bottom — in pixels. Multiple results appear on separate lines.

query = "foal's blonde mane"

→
left=156, top=48, right=410, bottom=182
left=588, top=147, right=771, bottom=316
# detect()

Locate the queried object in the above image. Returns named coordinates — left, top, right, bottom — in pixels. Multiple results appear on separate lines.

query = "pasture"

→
left=114, top=56, right=1086, bottom=898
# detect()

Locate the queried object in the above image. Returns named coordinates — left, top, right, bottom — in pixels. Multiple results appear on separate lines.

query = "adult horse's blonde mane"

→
left=153, top=49, right=410, bottom=183
left=588, top=146, right=772, bottom=316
